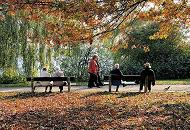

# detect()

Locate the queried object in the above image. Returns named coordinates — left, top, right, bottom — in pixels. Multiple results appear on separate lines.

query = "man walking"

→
left=140, top=63, right=155, bottom=92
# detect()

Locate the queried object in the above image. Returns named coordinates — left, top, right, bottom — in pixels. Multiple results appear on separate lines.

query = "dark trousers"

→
left=140, top=82, right=151, bottom=91
left=88, top=73, right=98, bottom=88
left=59, top=82, right=67, bottom=92
left=59, top=86, right=63, bottom=92
left=45, top=85, right=52, bottom=92
left=97, top=72, right=104, bottom=86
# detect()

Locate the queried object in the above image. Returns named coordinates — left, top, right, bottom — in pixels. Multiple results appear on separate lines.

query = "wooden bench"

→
left=26, top=77, right=75, bottom=92
left=104, top=75, right=140, bottom=92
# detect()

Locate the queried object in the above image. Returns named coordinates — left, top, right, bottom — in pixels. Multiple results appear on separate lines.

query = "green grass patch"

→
left=0, top=79, right=190, bottom=88
left=0, top=82, right=30, bottom=88
left=156, top=79, right=190, bottom=85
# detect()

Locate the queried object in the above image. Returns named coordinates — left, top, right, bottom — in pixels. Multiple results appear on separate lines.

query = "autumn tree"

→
left=1, top=0, right=190, bottom=45
left=1, top=0, right=190, bottom=82
left=112, top=20, right=190, bottom=79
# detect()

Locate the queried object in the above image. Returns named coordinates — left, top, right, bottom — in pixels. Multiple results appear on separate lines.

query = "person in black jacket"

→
left=110, top=64, right=123, bottom=92
left=140, top=63, right=155, bottom=92
left=96, top=61, right=104, bottom=86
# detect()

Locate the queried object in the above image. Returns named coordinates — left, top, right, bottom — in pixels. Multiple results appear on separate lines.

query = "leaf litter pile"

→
left=0, top=91, right=190, bottom=129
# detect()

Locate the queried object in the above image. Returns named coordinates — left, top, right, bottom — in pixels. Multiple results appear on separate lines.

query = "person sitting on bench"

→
left=52, top=67, right=67, bottom=92
left=40, top=67, right=52, bottom=93
left=110, top=64, right=123, bottom=92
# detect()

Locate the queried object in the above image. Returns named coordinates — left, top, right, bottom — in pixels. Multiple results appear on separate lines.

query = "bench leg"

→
left=68, top=77, right=71, bottom=92
left=31, top=80, right=34, bottom=93
left=109, top=76, right=111, bottom=92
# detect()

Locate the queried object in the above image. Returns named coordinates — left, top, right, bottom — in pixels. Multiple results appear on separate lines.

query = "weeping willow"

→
left=0, top=15, right=19, bottom=69
left=0, top=13, right=112, bottom=83
left=0, top=13, right=53, bottom=79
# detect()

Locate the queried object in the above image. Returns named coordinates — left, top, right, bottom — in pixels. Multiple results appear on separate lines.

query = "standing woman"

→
left=88, top=54, right=100, bottom=88
left=140, top=63, right=155, bottom=92
left=110, top=64, right=123, bottom=92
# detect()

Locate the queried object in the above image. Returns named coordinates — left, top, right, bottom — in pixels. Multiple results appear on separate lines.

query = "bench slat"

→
left=104, top=75, right=140, bottom=81
left=122, top=75, right=140, bottom=81
left=27, top=76, right=75, bottom=81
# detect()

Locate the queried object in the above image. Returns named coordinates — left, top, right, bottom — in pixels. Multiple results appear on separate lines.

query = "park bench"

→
left=104, top=75, right=140, bottom=92
left=26, top=77, right=75, bottom=92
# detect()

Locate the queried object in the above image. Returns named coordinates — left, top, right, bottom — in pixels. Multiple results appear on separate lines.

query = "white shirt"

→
left=40, top=71, right=50, bottom=77
left=39, top=70, right=50, bottom=86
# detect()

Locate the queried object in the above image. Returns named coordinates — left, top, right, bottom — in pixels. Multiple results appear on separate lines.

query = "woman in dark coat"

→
left=110, top=64, right=123, bottom=92
left=140, top=63, right=155, bottom=92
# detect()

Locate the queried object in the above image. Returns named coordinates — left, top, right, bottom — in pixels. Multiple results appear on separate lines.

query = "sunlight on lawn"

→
left=156, top=79, right=190, bottom=85
left=0, top=91, right=190, bottom=129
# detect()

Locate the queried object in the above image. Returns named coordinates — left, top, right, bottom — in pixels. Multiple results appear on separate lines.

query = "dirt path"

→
left=0, top=84, right=190, bottom=93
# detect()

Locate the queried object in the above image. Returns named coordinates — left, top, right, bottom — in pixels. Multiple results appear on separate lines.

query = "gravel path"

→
left=0, top=84, right=190, bottom=93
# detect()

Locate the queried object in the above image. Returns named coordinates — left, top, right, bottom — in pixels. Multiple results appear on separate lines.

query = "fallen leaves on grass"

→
left=0, top=92, right=190, bottom=129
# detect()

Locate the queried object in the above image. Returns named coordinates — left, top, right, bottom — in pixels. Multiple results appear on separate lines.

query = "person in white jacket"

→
left=40, top=67, right=52, bottom=92
left=52, top=67, right=66, bottom=92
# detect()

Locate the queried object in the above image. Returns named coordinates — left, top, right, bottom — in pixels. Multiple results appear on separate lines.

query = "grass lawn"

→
left=0, top=82, right=30, bottom=88
left=0, top=78, right=190, bottom=88
left=156, top=79, right=190, bottom=85
left=0, top=91, right=190, bottom=129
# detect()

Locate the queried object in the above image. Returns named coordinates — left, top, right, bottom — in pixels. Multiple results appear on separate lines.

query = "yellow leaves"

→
left=123, top=43, right=129, bottom=49
left=6, top=5, right=16, bottom=16
left=149, top=34, right=168, bottom=40
left=110, top=44, right=121, bottom=52
left=149, top=22, right=172, bottom=40
left=109, top=41, right=128, bottom=52
left=2, top=0, right=189, bottom=45
left=30, top=14, right=41, bottom=21
left=86, top=18, right=101, bottom=27
left=138, top=12, right=148, bottom=20
left=7, top=10, right=16, bottom=16
left=143, top=46, right=150, bottom=53
left=185, top=19, right=190, bottom=27
left=100, top=32, right=113, bottom=42
left=131, top=44, right=150, bottom=53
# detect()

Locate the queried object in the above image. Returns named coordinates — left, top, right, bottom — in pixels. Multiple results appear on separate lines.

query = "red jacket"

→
left=88, top=59, right=98, bottom=74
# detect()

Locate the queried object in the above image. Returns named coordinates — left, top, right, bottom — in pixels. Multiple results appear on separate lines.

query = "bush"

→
left=0, top=68, right=26, bottom=84
left=113, top=21, right=190, bottom=79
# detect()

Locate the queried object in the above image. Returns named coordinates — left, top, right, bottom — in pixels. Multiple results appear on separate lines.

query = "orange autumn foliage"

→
left=0, top=0, right=190, bottom=45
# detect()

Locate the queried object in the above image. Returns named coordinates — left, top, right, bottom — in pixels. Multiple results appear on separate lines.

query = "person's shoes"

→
left=49, top=91, right=52, bottom=93
left=123, top=84, right=126, bottom=87
left=99, top=83, right=104, bottom=86
left=63, top=82, right=67, bottom=86
left=96, top=86, right=100, bottom=88
left=139, top=90, right=142, bottom=93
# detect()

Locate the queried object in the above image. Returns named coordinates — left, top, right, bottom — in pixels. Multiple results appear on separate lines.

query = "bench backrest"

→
left=122, top=75, right=140, bottom=81
left=104, top=75, right=140, bottom=81
left=27, top=77, right=75, bottom=82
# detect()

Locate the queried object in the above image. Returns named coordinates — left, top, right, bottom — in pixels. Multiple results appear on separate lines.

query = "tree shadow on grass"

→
left=1, top=97, right=190, bottom=129
left=0, top=92, right=57, bottom=100
left=82, top=91, right=142, bottom=99
left=141, top=103, right=190, bottom=129
left=0, top=101, right=139, bottom=129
